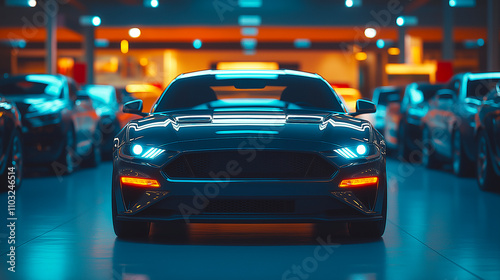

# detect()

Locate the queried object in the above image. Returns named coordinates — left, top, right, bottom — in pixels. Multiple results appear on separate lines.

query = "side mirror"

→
left=123, top=100, right=147, bottom=116
left=436, top=89, right=455, bottom=100
left=352, top=99, right=376, bottom=116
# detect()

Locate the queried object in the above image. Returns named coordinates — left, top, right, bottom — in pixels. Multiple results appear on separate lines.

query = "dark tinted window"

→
left=467, top=78, right=500, bottom=98
left=375, top=88, right=403, bottom=105
left=154, top=74, right=345, bottom=112
left=0, top=75, right=63, bottom=98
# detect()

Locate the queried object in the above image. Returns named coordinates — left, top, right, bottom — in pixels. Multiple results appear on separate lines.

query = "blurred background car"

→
left=0, top=74, right=102, bottom=175
left=370, top=86, right=404, bottom=135
left=385, top=82, right=443, bottom=159
left=81, top=84, right=124, bottom=159
left=474, top=84, right=500, bottom=191
left=421, top=72, right=500, bottom=176
left=0, top=95, right=23, bottom=189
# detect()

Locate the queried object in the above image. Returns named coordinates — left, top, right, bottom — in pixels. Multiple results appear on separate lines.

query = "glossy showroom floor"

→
left=1, top=159, right=500, bottom=280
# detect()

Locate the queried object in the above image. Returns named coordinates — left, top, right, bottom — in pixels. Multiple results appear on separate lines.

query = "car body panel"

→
left=0, top=96, right=22, bottom=175
left=475, top=89, right=500, bottom=175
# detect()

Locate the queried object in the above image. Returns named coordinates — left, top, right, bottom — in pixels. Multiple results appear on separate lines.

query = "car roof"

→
left=177, top=69, right=322, bottom=80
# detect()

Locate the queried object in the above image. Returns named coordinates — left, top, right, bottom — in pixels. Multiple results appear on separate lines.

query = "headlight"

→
left=334, top=144, right=378, bottom=160
left=122, top=144, right=165, bottom=159
left=26, top=112, right=62, bottom=127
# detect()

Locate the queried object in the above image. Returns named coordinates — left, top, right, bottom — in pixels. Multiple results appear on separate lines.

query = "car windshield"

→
left=83, top=85, right=116, bottom=105
left=376, top=88, right=403, bottom=105
left=467, top=78, right=500, bottom=98
left=0, top=75, right=63, bottom=98
left=154, top=73, right=345, bottom=112
left=406, top=84, right=442, bottom=104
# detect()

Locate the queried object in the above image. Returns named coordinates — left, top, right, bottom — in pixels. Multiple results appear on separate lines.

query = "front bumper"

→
left=112, top=148, right=386, bottom=224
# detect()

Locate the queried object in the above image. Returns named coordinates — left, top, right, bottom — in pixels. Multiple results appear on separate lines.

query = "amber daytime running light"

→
left=339, top=177, right=378, bottom=188
left=120, top=176, right=160, bottom=188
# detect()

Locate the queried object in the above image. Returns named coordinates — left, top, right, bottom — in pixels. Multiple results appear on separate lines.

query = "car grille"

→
left=163, top=150, right=337, bottom=180
left=202, top=199, right=295, bottom=214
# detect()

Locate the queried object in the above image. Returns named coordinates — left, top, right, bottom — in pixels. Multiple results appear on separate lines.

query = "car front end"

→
left=112, top=113, right=386, bottom=226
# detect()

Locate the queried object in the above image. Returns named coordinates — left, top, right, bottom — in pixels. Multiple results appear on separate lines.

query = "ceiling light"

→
left=355, top=52, right=367, bottom=61
left=91, top=16, right=101, bottom=27
left=241, top=27, right=258, bottom=36
left=294, top=39, right=311, bottom=49
left=376, top=39, right=385, bottom=48
left=129, top=28, right=141, bottom=38
left=364, top=28, right=377, bottom=38
left=193, top=39, right=202, bottom=49
left=238, top=15, right=261, bottom=26
left=388, top=47, right=400, bottom=55
left=238, top=0, right=262, bottom=8
left=345, top=0, right=361, bottom=7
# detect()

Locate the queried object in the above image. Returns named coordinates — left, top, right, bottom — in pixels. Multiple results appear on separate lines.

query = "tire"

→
left=452, top=129, right=474, bottom=177
left=476, top=131, right=499, bottom=191
left=112, top=187, right=150, bottom=239
left=82, top=129, right=102, bottom=168
left=349, top=189, right=387, bottom=238
left=422, top=126, right=441, bottom=169
left=397, top=122, right=410, bottom=161
left=52, top=127, right=76, bottom=176
left=1, top=130, right=23, bottom=190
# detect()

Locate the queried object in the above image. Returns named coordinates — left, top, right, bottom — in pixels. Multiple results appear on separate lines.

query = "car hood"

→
left=7, top=95, right=65, bottom=115
left=126, top=108, right=375, bottom=149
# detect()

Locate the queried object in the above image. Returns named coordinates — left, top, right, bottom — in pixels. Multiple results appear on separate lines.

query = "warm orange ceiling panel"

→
left=0, top=27, right=82, bottom=42
left=0, top=26, right=492, bottom=44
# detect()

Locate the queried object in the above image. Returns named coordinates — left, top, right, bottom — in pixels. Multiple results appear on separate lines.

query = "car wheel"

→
left=1, top=130, right=23, bottom=190
left=476, top=131, right=498, bottom=191
left=397, top=122, right=409, bottom=161
left=349, top=189, right=387, bottom=238
left=83, top=129, right=102, bottom=168
left=452, top=129, right=473, bottom=177
left=53, top=127, right=76, bottom=176
left=422, top=126, right=440, bottom=169
left=112, top=186, right=150, bottom=239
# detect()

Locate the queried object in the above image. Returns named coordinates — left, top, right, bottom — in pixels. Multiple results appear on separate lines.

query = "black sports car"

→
left=0, top=95, right=23, bottom=189
left=475, top=84, right=500, bottom=191
left=112, top=70, right=387, bottom=239
left=0, top=74, right=102, bottom=175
